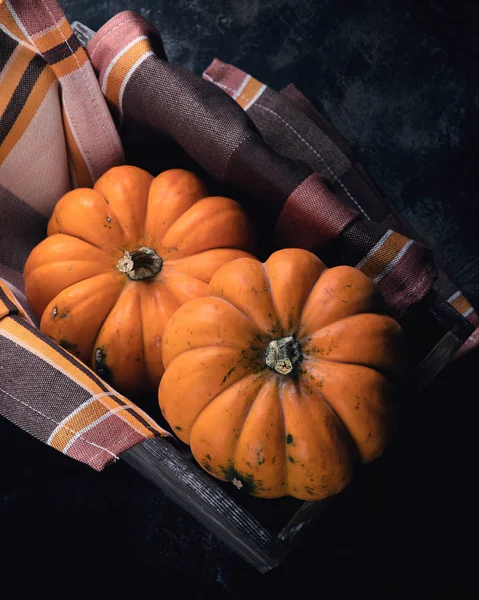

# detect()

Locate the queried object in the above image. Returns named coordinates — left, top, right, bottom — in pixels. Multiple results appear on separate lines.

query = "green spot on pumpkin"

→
left=175, top=426, right=182, bottom=431
left=59, top=339, right=79, bottom=355
left=218, top=463, right=263, bottom=495
left=95, top=347, right=113, bottom=384
left=288, top=455, right=296, bottom=464
left=305, top=486, right=315, bottom=496
left=286, top=434, right=294, bottom=445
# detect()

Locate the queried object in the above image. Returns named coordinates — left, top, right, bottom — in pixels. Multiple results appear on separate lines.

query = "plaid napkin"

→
left=1, top=1, right=477, bottom=473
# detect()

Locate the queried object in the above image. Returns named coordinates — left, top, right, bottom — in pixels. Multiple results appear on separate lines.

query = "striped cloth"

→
left=0, top=281, right=168, bottom=470
left=0, top=0, right=167, bottom=471
left=1, top=3, right=477, bottom=472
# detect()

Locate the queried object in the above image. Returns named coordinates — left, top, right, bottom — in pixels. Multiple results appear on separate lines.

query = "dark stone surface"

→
left=1, top=1, right=478, bottom=596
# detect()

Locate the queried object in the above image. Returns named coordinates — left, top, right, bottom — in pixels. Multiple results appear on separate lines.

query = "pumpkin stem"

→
left=265, top=335, right=302, bottom=375
left=116, top=247, right=163, bottom=280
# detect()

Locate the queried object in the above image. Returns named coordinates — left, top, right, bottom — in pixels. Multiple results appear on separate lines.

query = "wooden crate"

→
left=123, top=290, right=473, bottom=573
left=71, top=19, right=476, bottom=573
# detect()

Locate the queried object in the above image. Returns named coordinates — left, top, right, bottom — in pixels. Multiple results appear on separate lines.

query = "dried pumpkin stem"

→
left=265, top=335, right=302, bottom=375
left=116, top=247, right=163, bottom=280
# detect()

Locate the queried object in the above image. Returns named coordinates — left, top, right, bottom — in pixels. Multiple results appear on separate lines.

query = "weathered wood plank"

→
left=122, top=437, right=280, bottom=572
left=415, top=328, right=463, bottom=392
left=274, top=497, right=334, bottom=558
left=414, top=291, right=473, bottom=391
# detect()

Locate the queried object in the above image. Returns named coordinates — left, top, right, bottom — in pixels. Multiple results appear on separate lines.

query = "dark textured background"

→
left=1, top=1, right=478, bottom=596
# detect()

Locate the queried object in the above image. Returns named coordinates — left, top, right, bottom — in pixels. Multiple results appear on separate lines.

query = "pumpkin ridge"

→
left=40, top=272, right=125, bottom=362
left=25, top=260, right=113, bottom=308
left=144, top=191, right=211, bottom=248
left=168, top=248, right=254, bottom=284
left=297, top=266, right=380, bottom=338
left=264, top=249, right=326, bottom=334
left=53, top=230, right=107, bottom=253
left=93, top=166, right=153, bottom=244
left=297, top=360, right=345, bottom=434
left=160, top=198, right=253, bottom=259
left=90, top=280, right=131, bottom=374
left=137, top=284, right=146, bottom=379
left=46, top=272, right=125, bottom=317
left=94, top=189, right=132, bottom=244
left=277, top=379, right=292, bottom=496
left=188, top=372, right=264, bottom=445
left=302, top=310, right=390, bottom=336
left=206, top=293, right=266, bottom=333
left=229, top=373, right=275, bottom=484
left=304, top=354, right=395, bottom=381
left=297, top=265, right=330, bottom=327
left=261, top=262, right=282, bottom=334
left=163, top=258, right=209, bottom=284
left=139, top=282, right=179, bottom=388
left=162, top=265, right=211, bottom=288
left=159, top=271, right=208, bottom=307
left=299, top=377, right=359, bottom=485
left=300, top=360, right=391, bottom=461
left=162, top=346, right=258, bottom=403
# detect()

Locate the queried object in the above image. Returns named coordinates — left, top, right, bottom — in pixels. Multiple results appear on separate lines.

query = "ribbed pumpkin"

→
left=159, top=248, right=406, bottom=500
left=23, top=166, right=255, bottom=397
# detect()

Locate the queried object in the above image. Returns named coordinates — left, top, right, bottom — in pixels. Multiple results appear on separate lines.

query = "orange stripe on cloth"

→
left=449, top=293, right=473, bottom=316
left=1, top=317, right=116, bottom=394
left=0, top=65, right=55, bottom=166
left=0, top=307, right=168, bottom=440
left=357, top=230, right=410, bottom=281
left=234, top=75, right=266, bottom=110
left=49, top=45, right=88, bottom=79
left=102, top=37, right=153, bottom=108
left=31, top=15, right=72, bottom=53
left=0, top=282, right=31, bottom=321
left=48, top=398, right=110, bottom=451
left=48, top=395, right=161, bottom=452
left=0, top=282, right=20, bottom=319
left=62, top=105, right=93, bottom=187
left=0, top=45, right=34, bottom=114
left=0, top=314, right=169, bottom=470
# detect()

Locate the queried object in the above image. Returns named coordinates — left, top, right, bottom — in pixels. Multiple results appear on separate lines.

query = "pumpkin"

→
left=23, top=166, right=256, bottom=397
left=158, top=248, right=406, bottom=500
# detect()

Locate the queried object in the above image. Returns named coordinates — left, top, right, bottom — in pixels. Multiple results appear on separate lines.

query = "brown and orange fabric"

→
left=1, top=1, right=477, bottom=472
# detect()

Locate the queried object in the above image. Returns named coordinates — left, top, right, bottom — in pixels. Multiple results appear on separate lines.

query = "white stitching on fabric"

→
left=90, top=428, right=144, bottom=466
left=86, top=429, right=141, bottom=467
left=39, top=0, right=117, bottom=164
left=89, top=16, right=148, bottom=60
left=0, top=386, right=119, bottom=460
left=46, top=391, right=122, bottom=445
left=203, top=73, right=369, bottom=218
left=88, top=391, right=120, bottom=403
left=404, top=265, right=430, bottom=303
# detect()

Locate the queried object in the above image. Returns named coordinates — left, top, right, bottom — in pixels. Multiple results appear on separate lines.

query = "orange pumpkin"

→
left=159, top=248, right=406, bottom=500
left=23, top=166, right=255, bottom=397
